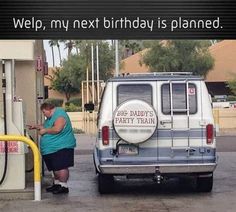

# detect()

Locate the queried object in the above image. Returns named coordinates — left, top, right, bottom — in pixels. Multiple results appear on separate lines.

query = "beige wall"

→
left=119, top=49, right=149, bottom=74
left=0, top=40, right=34, bottom=60
left=67, top=112, right=97, bottom=135
left=213, top=108, right=236, bottom=130
left=206, top=40, right=236, bottom=82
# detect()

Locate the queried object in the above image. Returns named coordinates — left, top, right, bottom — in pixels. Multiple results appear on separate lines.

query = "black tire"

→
left=93, top=153, right=99, bottom=174
left=98, top=174, right=114, bottom=194
left=196, top=174, right=213, bottom=192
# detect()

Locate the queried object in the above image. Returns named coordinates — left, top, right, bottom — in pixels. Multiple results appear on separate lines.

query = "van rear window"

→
left=117, top=84, right=152, bottom=105
left=162, top=83, right=197, bottom=114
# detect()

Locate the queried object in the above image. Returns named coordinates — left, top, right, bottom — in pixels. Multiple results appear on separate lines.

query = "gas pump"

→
left=0, top=60, right=27, bottom=190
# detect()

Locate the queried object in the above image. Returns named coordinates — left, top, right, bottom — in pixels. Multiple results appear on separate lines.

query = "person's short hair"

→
left=40, top=102, right=55, bottom=111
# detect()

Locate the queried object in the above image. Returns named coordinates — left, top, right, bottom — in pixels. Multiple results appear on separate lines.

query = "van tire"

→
left=98, top=174, right=114, bottom=194
left=93, top=153, right=99, bottom=174
left=196, top=174, right=213, bottom=192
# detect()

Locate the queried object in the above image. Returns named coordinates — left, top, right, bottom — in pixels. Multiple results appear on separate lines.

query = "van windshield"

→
left=117, top=84, right=152, bottom=105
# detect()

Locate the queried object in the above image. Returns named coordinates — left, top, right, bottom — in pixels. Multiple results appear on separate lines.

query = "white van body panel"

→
left=94, top=73, right=217, bottom=177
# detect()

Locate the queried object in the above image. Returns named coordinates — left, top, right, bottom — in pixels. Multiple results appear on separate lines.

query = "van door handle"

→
left=160, top=120, right=172, bottom=125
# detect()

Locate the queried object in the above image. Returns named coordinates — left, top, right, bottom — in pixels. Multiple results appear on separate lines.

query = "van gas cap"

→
left=113, top=100, right=158, bottom=144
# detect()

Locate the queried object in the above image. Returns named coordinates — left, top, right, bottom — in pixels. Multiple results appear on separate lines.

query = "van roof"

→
left=109, top=72, right=204, bottom=82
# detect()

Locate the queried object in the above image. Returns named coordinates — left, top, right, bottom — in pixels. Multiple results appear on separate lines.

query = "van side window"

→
left=162, top=83, right=197, bottom=114
left=117, top=84, right=152, bottom=105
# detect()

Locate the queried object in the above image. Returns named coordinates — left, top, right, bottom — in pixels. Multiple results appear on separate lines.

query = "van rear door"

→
left=112, top=81, right=158, bottom=165
left=157, top=81, right=203, bottom=164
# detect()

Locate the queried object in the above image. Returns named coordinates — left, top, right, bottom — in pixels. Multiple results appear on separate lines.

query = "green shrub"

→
left=45, top=98, right=64, bottom=107
left=65, top=103, right=80, bottom=112
left=73, top=128, right=84, bottom=134
left=65, top=98, right=82, bottom=106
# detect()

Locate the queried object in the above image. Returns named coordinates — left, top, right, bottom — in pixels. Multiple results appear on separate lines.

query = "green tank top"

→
left=40, top=107, right=76, bottom=155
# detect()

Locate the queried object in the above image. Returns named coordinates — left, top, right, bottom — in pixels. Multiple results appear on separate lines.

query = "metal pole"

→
left=81, top=81, right=85, bottom=133
left=86, top=70, right=89, bottom=134
left=91, top=43, right=95, bottom=104
left=86, top=66, right=89, bottom=103
left=81, top=81, right=84, bottom=112
left=96, top=43, right=100, bottom=105
left=91, top=43, right=95, bottom=135
left=115, top=40, right=119, bottom=77
left=86, top=43, right=89, bottom=104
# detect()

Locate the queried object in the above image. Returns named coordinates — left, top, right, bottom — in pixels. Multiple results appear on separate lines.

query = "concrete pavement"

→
left=1, top=133, right=236, bottom=212
left=0, top=134, right=96, bottom=201
left=0, top=132, right=234, bottom=200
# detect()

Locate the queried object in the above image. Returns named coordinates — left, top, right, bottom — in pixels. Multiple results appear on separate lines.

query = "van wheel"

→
left=93, top=153, right=99, bottom=174
left=196, top=174, right=213, bottom=192
left=98, top=174, right=114, bottom=194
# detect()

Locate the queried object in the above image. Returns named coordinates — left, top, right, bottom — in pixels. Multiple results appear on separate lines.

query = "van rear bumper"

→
left=98, top=163, right=217, bottom=174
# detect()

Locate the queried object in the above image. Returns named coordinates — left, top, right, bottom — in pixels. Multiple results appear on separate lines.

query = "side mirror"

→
left=84, top=103, right=95, bottom=113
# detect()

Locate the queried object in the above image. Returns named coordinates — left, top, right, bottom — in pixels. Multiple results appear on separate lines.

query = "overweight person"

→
left=29, top=102, right=76, bottom=194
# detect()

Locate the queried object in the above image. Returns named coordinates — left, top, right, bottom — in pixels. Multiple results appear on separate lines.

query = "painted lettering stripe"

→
left=98, top=128, right=209, bottom=139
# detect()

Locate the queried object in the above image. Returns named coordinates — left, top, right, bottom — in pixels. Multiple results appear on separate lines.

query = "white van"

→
left=93, top=72, right=217, bottom=194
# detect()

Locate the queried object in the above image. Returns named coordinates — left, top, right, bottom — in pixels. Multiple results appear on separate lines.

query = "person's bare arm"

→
left=39, top=117, right=66, bottom=135
left=27, top=124, right=43, bottom=130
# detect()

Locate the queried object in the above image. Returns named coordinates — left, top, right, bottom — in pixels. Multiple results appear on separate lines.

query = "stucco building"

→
left=206, top=40, right=236, bottom=96
left=119, top=40, right=236, bottom=96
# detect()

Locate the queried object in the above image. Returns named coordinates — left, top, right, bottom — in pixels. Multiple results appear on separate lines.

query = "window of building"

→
left=44, top=86, right=49, bottom=99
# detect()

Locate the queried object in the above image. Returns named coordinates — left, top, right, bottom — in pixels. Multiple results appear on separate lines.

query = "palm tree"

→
left=54, top=40, right=62, bottom=65
left=60, top=40, right=76, bottom=58
left=74, top=40, right=82, bottom=55
left=48, top=40, right=55, bottom=67
left=120, top=40, right=145, bottom=59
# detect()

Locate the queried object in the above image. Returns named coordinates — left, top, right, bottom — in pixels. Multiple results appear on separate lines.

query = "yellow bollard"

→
left=0, top=135, right=41, bottom=201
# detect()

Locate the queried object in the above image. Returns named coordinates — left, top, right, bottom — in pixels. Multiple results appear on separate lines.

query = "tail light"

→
left=102, top=126, right=109, bottom=145
left=206, top=124, right=214, bottom=144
